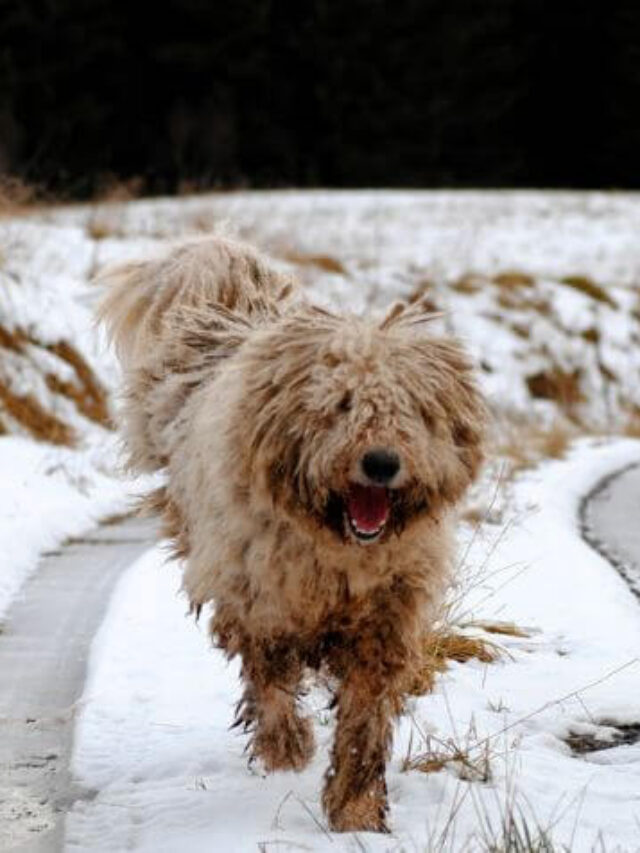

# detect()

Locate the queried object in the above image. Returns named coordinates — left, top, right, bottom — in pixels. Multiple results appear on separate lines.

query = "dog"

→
left=98, top=236, right=486, bottom=833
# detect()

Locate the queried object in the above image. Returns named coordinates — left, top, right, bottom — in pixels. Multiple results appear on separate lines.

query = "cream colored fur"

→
left=98, top=235, right=486, bottom=833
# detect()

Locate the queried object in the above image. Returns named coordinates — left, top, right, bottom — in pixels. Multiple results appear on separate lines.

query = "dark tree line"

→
left=1, top=0, right=640, bottom=196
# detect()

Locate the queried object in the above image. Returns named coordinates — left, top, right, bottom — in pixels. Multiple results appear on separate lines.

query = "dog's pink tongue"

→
left=347, top=484, right=390, bottom=532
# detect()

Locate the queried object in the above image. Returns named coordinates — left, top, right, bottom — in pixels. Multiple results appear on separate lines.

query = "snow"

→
left=2, top=191, right=640, bottom=848
left=65, top=438, right=640, bottom=852
left=0, top=435, right=132, bottom=618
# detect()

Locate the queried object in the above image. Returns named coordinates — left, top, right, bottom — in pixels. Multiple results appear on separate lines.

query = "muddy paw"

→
left=324, top=780, right=389, bottom=833
left=253, top=713, right=315, bottom=772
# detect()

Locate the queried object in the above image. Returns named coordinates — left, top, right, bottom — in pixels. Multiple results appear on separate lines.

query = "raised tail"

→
left=96, top=235, right=297, bottom=473
left=97, top=235, right=297, bottom=371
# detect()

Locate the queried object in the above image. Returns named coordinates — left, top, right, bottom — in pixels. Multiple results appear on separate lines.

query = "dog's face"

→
left=235, top=304, right=486, bottom=545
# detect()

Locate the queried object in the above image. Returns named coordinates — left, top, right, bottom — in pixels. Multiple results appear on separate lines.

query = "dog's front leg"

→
left=322, top=660, right=397, bottom=833
left=237, top=638, right=315, bottom=773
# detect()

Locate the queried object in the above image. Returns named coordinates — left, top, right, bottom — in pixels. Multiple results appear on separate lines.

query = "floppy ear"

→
left=417, top=333, right=487, bottom=494
left=386, top=304, right=487, bottom=501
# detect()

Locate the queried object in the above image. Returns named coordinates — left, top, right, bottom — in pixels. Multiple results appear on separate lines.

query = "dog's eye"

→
left=337, top=391, right=352, bottom=413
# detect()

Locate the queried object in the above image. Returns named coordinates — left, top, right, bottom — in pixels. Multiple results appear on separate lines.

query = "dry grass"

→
left=510, top=321, right=531, bottom=339
left=99, top=509, right=137, bottom=526
left=460, top=504, right=489, bottom=526
left=0, top=324, right=28, bottom=353
left=493, top=271, right=535, bottom=289
left=405, top=629, right=501, bottom=697
left=560, top=275, right=618, bottom=309
left=494, top=419, right=573, bottom=478
left=619, top=405, right=640, bottom=437
left=451, top=274, right=483, bottom=294
left=0, top=323, right=111, bottom=440
left=283, top=250, right=347, bottom=275
left=526, top=368, right=584, bottom=412
left=467, top=620, right=531, bottom=639
left=496, top=289, right=552, bottom=315
left=580, top=326, right=600, bottom=344
left=86, top=218, right=119, bottom=240
left=536, top=421, right=572, bottom=459
left=44, top=340, right=111, bottom=427
left=0, top=379, right=76, bottom=445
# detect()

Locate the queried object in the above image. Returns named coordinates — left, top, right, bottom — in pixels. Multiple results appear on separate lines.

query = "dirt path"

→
left=581, top=463, right=640, bottom=600
left=0, top=517, right=154, bottom=853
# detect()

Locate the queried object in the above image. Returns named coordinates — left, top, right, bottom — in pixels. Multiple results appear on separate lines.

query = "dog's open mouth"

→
left=345, top=483, right=390, bottom=543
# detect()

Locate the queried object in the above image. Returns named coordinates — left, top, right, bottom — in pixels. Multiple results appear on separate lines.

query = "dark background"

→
left=2, top=0, right=639, bottom=198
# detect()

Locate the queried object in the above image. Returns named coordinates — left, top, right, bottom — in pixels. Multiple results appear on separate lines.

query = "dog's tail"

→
left=97, top=235, right=297, bottom=370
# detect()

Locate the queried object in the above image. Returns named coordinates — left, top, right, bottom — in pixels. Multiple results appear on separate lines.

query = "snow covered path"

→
left=0, top=517, right=154, bottom=853
left=61, top=439, right=640, bottom=853
left=583, top=464, right=640, bottom=602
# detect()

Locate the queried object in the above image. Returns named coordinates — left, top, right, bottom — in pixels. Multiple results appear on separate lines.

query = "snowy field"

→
left=2, top=191, right=640, bottom=850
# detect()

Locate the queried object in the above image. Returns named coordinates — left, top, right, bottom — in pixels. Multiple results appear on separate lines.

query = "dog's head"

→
left=232, top=301, right=487, bottom=545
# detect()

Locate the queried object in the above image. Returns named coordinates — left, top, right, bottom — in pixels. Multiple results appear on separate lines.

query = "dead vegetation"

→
left=494, top=419, right=573, bottom=478
left=44, top=340, right=111, bottom=427
left=283, top=250, right=347, bottom=275
left=0, top=379, right=76, bottom=445
left=622, top=409, right=640, bottom=437
left=405, top=627, right=504, bottom=698
left=493, top=271, right=535, bottom=289
left=0, top=322, right=112, bottom=445
left=560, top=274, right=618, bottom=309
left=526, top=368, right=584, bottom=412
left=451, top=273, right=483, bottom=294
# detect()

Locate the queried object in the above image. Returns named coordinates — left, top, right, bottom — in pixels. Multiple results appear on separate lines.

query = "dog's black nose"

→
left=361, top=449, right=401, bottom=484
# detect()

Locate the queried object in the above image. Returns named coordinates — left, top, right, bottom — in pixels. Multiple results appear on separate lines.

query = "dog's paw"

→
left=323, top=780, right=390, bottom=833
left=253, top=713, right=315, bottom=773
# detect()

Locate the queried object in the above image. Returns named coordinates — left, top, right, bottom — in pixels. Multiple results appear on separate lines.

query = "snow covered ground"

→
left=2, top=191, right=640, bottom=849
left=65, top=439, right=640, bottom=852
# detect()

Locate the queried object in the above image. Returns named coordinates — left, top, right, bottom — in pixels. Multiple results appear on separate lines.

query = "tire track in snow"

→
left=0, top=517, right=155, bottom=853
left=581, top=462, right=640, bottom=601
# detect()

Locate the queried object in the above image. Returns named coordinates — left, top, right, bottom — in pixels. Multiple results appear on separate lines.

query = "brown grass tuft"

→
left=451, top=274, right=483, bottom=294
left=0, top=324, right=28, bottom=353
left=494, top=418, right=573, bottom=478
left=0, top=380, right=76, bottom=445
left=560, top=275, right=618, bottom=309
left=526, top=367, right=584, bottom=411
left=493, top=271, right=535, bottom=289
left=0, top=327, right=111, bottom=431
left=100, top=509, right=137, bottom=526
left=44, top=340, right=112, bottom=427
left=86, top=218, right=119, bottom=240
left=622, top=409, right=640, bottom=437
left=284, top=251, right=347, bottom=275
left=467, top=620, right=531, bottom=638
left=536, top=420, right=571, bottom=459
left=404, top=630, right=500, bottom=697
left=581, top=326, right=600, bottom=344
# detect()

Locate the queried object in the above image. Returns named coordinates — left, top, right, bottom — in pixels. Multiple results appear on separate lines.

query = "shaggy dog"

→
left=98, top=236, right=486, bottom=833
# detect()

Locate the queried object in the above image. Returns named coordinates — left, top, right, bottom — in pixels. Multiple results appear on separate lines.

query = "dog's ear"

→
left=416, top=333, right=487, bottom=495
left=391, top=313, right=488, bottom=499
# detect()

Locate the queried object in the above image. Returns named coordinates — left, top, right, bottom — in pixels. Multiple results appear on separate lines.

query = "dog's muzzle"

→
left=345, top=448, right=402, bottom=544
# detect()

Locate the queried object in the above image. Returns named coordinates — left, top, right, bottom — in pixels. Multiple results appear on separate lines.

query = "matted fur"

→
left=99, top=235, right=486, bottom=833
